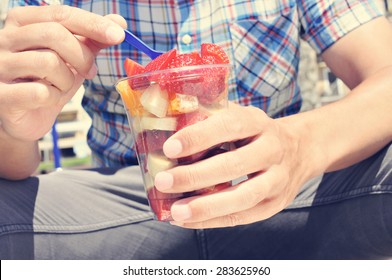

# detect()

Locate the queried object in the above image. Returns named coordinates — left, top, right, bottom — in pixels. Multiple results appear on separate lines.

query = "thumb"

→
left=105, top=14, right=127, bottom=29
left=80, top=14, right=127, bottom=54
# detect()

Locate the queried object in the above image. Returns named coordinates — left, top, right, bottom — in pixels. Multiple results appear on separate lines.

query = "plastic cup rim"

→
left=114, top=63, right=232, bottom=87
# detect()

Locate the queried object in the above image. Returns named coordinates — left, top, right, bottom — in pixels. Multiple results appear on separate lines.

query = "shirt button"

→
left=181, top=34, right=192, bottom=45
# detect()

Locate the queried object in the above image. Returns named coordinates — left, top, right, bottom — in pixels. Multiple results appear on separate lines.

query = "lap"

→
left=0, top=143, right=391, bottom=259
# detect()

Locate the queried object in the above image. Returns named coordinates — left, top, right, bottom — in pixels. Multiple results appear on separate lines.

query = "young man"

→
left=0, top=0, right=391, bottom=259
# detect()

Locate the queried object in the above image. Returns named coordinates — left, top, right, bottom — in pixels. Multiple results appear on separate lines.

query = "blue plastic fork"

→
left=124, top=29, right=164, bottom=60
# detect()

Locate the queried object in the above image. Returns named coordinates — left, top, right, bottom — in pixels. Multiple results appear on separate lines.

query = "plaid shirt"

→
left=9, top=0, right=383, bottom=167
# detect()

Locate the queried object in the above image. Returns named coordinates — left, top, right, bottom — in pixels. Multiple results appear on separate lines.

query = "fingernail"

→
left=87, top=63, right=97, bottom=78
left=154, top=172, right=173, bottom=191
left=163, top=139, right=182, bottom=158
left=171, top=203, right=192, bottom=221
left=106, top=26, right=124, bottom=42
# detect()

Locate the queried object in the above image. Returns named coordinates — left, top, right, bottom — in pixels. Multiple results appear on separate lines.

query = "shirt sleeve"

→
left=298, top=0, right=385, bottom=54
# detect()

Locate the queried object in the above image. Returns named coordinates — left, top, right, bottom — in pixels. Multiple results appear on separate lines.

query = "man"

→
left=0, top=0, right=391, bottom=259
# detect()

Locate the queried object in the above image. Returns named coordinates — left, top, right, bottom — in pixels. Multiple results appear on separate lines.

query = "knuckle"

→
left=5, top=7, right=21, bottom=22
left=84, top=18, right=108, bottom=38
left=245, top=189, right=263, bottom=207
left=31, top=83, right=50, bottom=105
left=269, top=136, right=284, bottom=162
left=179, top=127, right=203, bottom=152
left=220, top=152, right=244, bottom=179
left=36, top=51, right=61, bottom=71
left=244, top=183, right=266, bottom=207
left=40, top=23, right=67, bottom=43
left=216, top=110, right=243, bottom=135
left=184, top=167, right=203, bottom=190
left=51, top=5, right=73, bottom=23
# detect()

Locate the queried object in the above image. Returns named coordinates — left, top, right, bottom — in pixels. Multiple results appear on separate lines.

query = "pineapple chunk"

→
left=139, top=116, right=177, bottom=131
left=147, top=152, right=176, bottom=178
left=140, top=84, right=169, bottom=117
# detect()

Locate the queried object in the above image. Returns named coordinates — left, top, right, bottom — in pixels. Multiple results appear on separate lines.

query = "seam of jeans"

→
left=0, top=212, right=154, bottom=236
left=287, top=185, right=392, bottom=209
left=195, top=229, right=208, bottom=260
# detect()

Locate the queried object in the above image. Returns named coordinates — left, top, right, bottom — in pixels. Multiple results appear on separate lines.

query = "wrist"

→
left=276, top=113, right=328, bottom=181
left=0, top=127, right=41, bottom=180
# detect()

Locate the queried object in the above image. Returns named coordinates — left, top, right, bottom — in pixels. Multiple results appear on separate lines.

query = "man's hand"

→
left=0, top=5, right=126, bottom=179
left=154, top=103, right=319, bottom=228
left=0, top=5, right=126, bottom=142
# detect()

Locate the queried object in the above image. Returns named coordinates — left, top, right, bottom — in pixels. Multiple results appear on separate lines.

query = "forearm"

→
left=0, top=130, right=40, bottom=180
left=281, top=66, right=392, bottom=177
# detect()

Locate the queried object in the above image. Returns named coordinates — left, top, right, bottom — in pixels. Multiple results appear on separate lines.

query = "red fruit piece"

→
left=201, top=43, right=230, bottom=64
left=147, top=187, right=178, bottom=221
left=145, top=48, right=177, bottom=72
left=168, top=52, right=203, bottom=68
left=134, top=130, right=174, bottom=154
left=124, top=58, right=145, bottom=76
left=202, top=55, right=222, bottom=65
left=144, top=49, right=177, bottom=89
left=199, top=43, right=230, bottom=103
left=199, top=74, right=227, bottom=104
left=161, top=52, right=204, bottom=94
left=123, top=58, right=148, bottom=90
left=176, top=111, right=209, bottom=131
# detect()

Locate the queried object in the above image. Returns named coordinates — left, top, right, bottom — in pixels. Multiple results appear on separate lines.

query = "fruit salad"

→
left=115, top=43, right=232, bottom=221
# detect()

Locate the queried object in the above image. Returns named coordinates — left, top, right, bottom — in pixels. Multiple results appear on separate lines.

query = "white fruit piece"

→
left=139, top=116, right=177, bottom=131
left=147, top=152, right=176, bottom=178
left=143, top=172, right=155, bottom=190
left=140, top=84, right=169, bottom=117
left=169, top=93, right=199, bottom=114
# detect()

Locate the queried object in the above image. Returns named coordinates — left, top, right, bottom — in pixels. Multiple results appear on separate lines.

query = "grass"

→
left=37, top=155, right=92, bottom=173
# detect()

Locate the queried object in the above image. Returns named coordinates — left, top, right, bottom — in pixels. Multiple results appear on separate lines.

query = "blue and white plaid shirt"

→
left=8, top=0, right=383, bottom=167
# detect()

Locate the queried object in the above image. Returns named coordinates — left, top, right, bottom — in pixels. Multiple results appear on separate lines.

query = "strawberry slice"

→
left=145, top=48, right=177, bottom=72
left=199, top=44, right=230, bottom=104
left=176, top=111, right=209, bottom=131
left=201, top=43, right=230, bottom=64
left=161, top=52, right=204, bottom=94
left=144, top=49, right=177, bottom=89
left=201, top=55, right=220, bottom=65
left=199, top=73, right=227, bottom=104
left=135, top=130, right=174, bottom=154
left=147, top=187, right=179, bottom=221
left=168, top=52, right=203, bottom=68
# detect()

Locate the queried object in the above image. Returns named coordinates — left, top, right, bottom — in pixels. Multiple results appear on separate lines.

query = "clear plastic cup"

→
left=115, top=64, right=232, bottom=221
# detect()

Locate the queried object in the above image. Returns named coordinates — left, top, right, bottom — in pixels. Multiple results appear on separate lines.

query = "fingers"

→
left=5, top=5, right=125, bottom=45
left=163, top=105, right=268, bottom=158
left=1, top=50, right=75, bottom=92
left=5, top=23, right=96, bottom=79
left=156, top=132, right=283, bottom=192
left=172, top=197, right=286, bottom=229
left=169, top=165, right=289, bottom=227
left=0, top=82, right=62, bottom=111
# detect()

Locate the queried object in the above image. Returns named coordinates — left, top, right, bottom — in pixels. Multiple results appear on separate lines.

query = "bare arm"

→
left=282, top=16, right=392, bottom=174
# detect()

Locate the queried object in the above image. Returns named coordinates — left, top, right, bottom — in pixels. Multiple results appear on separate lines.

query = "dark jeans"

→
left=1, top=143, right=391, bottom=260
